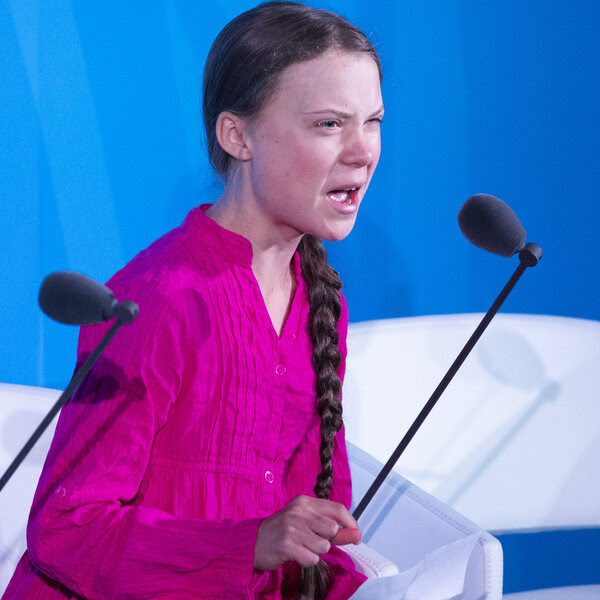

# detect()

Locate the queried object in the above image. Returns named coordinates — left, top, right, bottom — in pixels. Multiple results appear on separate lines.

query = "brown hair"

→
left=203, top=3, right=380, bottom=597
left=203, top=1, right=381, bottom=176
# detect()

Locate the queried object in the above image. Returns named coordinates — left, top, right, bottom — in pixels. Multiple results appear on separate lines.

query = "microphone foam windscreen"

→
left=39, top=271, right=117, bottom=325
left=458, top=194, right=527, bottom=257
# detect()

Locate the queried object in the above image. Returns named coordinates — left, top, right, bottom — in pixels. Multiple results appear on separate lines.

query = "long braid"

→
left=297, top=234, right=344, bottom=600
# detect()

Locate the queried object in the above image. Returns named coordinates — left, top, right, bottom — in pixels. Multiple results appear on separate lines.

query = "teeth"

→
left=328, top=186, right=359, bottom=206
left=328, top=190, right=352, bottom=204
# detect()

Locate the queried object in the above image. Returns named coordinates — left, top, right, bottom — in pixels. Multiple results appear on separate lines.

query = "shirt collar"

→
left=183, top=205, right=304, bottom=283
left=184, top=204, right=254, bottom=267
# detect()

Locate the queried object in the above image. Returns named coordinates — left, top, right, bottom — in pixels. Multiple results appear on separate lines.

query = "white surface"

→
left=0, top=384, right=61, bottom=592
left=349, top=534, right=482, bottom=600
left=344, top=313, right=600, bottom=531
left=504, top=585, right=600, bottom=599
left=348, top=441, right=503, bottom=600
left=343, top=542, right=400, bottom=578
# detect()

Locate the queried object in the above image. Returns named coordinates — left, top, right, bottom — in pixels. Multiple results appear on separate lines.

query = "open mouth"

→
left=327, top=186, right=359, bottom=205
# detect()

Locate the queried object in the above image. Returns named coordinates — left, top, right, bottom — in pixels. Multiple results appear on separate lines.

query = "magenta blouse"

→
left=3, top=205, right=365, bottom=599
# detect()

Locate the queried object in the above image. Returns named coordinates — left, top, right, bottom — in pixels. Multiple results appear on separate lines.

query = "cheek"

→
left=272, top=140, right=327, bottom=185
left=250, top=127, right=335, bottom=199
left=293, top=137, right=337, bottom=176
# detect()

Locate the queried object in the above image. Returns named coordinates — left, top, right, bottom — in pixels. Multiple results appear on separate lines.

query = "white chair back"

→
left=0, top=384, right=60, bottom=592
left=344, top=314, right=600, bottom=532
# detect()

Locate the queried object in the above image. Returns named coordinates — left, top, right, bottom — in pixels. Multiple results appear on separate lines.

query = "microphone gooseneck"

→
left=458, top=193, right=527, bottom=257
left=0, top=272, right=139, bottom=494
left=353, top=194, right=542, bottom=522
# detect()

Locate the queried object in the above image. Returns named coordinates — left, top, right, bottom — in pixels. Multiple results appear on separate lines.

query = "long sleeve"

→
left=26, top=276, right=264, bottom=600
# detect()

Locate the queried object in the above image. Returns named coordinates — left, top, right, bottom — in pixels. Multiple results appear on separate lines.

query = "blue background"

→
left=2, top=1, right=599, bottom=389
left=1, top=1, right=599, bottom=592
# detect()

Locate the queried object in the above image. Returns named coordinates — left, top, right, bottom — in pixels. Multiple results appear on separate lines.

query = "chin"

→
left=318, top=222, right=357, bottom=243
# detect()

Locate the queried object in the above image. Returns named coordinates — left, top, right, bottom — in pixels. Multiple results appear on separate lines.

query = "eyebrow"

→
left=301, top=105, right=385, bottom=118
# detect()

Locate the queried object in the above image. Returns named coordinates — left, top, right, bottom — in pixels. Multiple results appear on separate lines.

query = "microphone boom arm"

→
left=352, top=243, right=542, bottom=521
left=0, top=300, right=138, bottom=494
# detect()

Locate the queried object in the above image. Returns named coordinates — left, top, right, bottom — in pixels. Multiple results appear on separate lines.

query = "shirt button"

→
left=275, top=363, right=287, bottom=376
left=264, top=470, right=275, bottom=484
left=54, top=486, right=66, bottom=497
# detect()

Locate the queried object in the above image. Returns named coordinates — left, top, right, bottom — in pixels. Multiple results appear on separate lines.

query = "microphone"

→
left=458, top=193, right=527, bottom=257
left=0, top=272, right=139, bottom=494
left=39, top=271, right=138, bottom=325
left=353, top=194, right=542, bottom=521
left=39, top=271, right=117, bottom=325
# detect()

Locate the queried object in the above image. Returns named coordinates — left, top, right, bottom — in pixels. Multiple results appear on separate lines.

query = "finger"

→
left=291, top=545, right=322, bottom=568
left=319, top=500, right=359, bottom=531
left=293, top=525, right=332, bottom=557
left=292, top=495, right=357, bottom=527
left=331, top=527, right=362, bottom=546
left=309, top=515, right=342, bottom=541
left=289, top=497, right=348, bottom=540
left=279, top=516, right=331, bottom=560
left=287, top=496, right=359, bottom=546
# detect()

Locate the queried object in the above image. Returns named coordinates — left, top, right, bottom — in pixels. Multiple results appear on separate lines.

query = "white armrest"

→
left=347, top=441, right=503, bottom=599
left=342, top=542, right=400, bottom=578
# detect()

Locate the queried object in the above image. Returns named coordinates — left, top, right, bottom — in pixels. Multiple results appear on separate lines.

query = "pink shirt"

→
left=3, top=206, right=365, bottom=599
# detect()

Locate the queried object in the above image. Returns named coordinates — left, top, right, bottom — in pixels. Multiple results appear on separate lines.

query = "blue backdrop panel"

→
left=1, top=1, right=599, bottom=389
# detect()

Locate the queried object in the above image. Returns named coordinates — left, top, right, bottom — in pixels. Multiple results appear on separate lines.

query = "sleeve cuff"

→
left=224, top=517, right=266, bottom=598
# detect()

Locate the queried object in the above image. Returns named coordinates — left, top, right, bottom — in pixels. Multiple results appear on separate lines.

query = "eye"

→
left=317, top=119, right=340, bottom=129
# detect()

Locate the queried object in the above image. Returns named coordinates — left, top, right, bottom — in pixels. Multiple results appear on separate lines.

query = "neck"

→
left=206, top=183, right=302, bottom=290
left=206, top=184, right=302, bottom=335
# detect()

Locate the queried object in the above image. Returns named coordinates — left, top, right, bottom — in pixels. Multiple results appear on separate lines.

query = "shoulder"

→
left=108, top=209, right=223, bottom=312
left=79, top=214, right=217, bottom=353
left=109, top=228, right=192, bottom=300
left=107, top=204, right=246, bottom=306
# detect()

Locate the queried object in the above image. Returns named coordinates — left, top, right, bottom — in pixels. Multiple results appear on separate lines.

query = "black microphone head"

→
left=38, top=271, right=118, bottom=325
left=458, top=194, right=527, bottom=257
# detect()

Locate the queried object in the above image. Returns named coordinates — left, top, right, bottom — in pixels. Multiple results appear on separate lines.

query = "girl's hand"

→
left=254, top=495, right=361, bottom=571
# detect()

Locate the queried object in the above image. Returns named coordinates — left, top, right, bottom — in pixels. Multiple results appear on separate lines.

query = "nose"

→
left=341, top=127, right=377, bottom=167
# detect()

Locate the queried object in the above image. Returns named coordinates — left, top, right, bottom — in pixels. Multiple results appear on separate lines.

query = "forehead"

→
left=267, top=50, right=382, bottom=113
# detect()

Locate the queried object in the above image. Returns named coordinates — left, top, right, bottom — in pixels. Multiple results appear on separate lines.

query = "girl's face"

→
left=241, top=49, right=383, bottom=243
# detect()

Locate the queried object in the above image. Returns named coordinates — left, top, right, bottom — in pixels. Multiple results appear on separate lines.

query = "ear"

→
left=215, top=111, right=252, bottom=162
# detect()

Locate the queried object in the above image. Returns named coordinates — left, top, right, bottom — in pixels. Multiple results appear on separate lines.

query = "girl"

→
left=3, top=2, right=383, bottom=598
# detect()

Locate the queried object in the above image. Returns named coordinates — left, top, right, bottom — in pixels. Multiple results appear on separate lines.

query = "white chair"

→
left=344, top=313, right=600, bottom=598
left=0, top=383, right=61, bottom=592
left=345, top=441, right=503, bottom=599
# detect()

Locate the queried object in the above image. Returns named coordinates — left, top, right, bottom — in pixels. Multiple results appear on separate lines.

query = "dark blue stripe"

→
left=496, top=528, right=600, bottom=593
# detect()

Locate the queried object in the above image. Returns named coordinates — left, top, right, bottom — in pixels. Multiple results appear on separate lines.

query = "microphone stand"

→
left=352, top=243, right=542, bottom=521
left=0, top=300, right=138, bottom=494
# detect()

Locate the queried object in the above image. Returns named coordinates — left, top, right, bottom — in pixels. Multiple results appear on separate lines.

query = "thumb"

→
left=331, top=527, right=362, bottom=546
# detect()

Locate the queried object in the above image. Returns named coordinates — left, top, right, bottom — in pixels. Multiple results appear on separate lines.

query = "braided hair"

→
left=297, top=234, right=344, bottom=598
left=203, top=3, right=380, bottom=597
